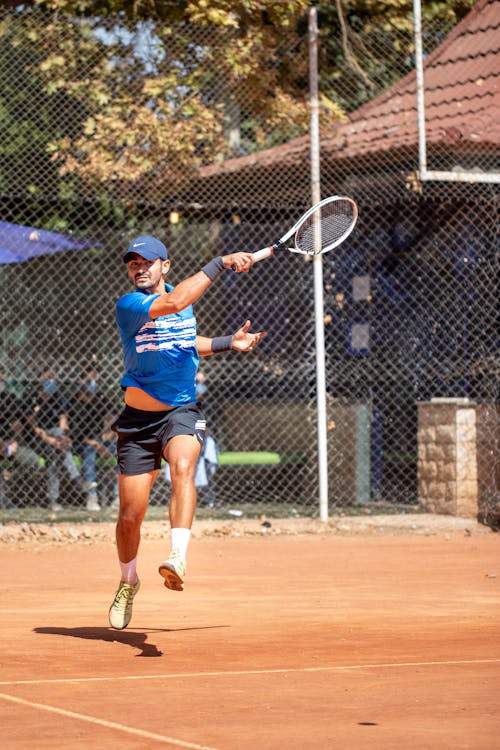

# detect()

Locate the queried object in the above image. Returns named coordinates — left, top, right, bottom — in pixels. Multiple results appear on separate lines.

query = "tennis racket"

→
left=232, top=195, right=357, bottom=270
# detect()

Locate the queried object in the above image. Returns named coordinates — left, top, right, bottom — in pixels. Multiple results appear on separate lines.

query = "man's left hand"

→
left=231, top=320, right=266, bottom=351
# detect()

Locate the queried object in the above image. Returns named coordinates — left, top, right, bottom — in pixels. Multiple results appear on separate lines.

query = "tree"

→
left=0, top=0, right=475, bottom=205
left=11, top=2, right=316, bottom=204
left=316, top=0, right=476, bottom=111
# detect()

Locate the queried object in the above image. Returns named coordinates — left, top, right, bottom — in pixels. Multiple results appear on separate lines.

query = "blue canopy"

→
left=0, top=221, right=98, bottom=264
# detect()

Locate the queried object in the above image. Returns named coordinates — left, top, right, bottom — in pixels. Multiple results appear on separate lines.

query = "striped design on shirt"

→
left=135, top=316, right=196, bottom=353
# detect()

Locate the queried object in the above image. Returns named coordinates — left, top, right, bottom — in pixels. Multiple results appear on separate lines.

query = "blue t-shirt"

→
left=116, top=284, right=199, bottom=407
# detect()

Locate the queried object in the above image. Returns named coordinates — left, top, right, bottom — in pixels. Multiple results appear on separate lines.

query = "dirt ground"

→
left=0, top=511, right=493, bottom=547
left=1, top=513, right=498, bottom=750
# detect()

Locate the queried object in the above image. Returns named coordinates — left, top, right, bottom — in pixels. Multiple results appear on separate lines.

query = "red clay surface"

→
left=1, top=525, right=499, bottom=749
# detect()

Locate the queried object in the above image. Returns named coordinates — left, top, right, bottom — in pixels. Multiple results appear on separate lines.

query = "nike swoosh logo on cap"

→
left=133, top=242, right=146, bottom=247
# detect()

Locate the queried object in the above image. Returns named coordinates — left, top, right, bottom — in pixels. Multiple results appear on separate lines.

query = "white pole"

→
left=413, top=0, right=499, bottom=185
left=413, top=0, right=428, bottom=179
left=309, top=7, right=329, bottom=522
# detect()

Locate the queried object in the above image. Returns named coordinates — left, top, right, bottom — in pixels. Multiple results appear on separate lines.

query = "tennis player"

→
left=109, top=235, right=265, bottom=629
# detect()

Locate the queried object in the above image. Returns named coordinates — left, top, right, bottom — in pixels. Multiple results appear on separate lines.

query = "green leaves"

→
left=0, top=0, right=475, bottom=205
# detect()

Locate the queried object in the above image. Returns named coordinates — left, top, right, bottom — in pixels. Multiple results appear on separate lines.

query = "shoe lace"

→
left=113, top=584, right=133, bottom=608
left=168, top=550, right=186, bottom=575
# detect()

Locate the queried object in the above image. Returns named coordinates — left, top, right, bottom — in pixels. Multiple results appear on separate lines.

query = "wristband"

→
left=202, top=256, right=225, bottom=281
left=211, top=335, right=233, bottom=353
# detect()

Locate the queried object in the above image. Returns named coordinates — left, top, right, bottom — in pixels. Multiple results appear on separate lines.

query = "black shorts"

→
left=112, top=403, right=206, bottom=476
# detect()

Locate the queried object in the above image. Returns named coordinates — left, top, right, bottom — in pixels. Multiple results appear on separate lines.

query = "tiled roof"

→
left=199, top=0, right=499, bottom=179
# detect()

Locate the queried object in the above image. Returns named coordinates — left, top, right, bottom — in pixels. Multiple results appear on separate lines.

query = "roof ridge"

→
left=197, top=0, right=500, bottom=180
left=349, top=3, right=500, bottom=124
left=458, top=19, right=500, bottom=36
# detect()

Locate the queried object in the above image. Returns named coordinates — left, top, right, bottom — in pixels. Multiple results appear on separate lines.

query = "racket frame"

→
left=231, top=195, right=358, bottom=269
left=252, top=195, right=357, bottom=261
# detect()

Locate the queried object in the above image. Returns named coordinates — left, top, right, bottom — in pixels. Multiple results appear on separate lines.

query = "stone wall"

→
left=418, top=399, right=498, bottom=519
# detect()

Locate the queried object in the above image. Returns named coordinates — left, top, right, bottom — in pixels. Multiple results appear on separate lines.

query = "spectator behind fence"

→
left=0, top=370, right=20, bottom=461
left=0, top=370, right=46, bottom=507
left=68, top=367, right=117, bottom=511
left=23, top=368, right=81, bottom=511
left=0, top=370, right=21, bottom=508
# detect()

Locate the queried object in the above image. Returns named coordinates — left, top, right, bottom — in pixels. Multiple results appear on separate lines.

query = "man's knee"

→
left=168, top=454, right=196, bottom=481
left=118, top=505, right=144, bottom=529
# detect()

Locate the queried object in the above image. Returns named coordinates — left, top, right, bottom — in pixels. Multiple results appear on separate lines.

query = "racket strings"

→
left=295, top=200, right=356, bottom=254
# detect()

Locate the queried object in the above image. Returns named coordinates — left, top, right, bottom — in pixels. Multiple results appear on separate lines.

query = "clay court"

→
left=1, top=517, right=499, bottom=749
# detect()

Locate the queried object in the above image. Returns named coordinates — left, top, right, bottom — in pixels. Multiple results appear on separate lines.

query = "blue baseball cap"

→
left=123, top=235, right=168, bottom=263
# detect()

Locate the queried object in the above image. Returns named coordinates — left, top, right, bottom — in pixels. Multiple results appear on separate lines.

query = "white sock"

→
left=170, top=528, right=191, bottom=560
left=119, top=557, right=138, bottom=584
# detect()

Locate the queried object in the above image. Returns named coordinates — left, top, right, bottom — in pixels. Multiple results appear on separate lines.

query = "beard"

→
left=134, top=274, right=156, bottom=291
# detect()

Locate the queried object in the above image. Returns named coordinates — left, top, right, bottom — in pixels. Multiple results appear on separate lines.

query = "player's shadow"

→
left=34, top=625, right=228, bottom=658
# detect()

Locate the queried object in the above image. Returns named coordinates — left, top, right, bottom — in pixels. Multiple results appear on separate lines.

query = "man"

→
left=0, top=371, right=21, bottom=508
left=109, top=235, right=265, bottom=629
left=68, top=367, right=116, bottom=511
left=24, top=368, right=82, bottom=511
left=0, top=371, right=19, bottom=461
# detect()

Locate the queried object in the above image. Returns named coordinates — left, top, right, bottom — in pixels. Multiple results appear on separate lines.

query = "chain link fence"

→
left=0, top=3, right=498, bottom=525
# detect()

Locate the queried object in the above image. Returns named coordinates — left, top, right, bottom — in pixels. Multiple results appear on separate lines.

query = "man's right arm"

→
left=149, top=252, right=255, bottom=320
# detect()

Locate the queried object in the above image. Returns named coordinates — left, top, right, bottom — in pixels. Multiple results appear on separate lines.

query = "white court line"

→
left=0, top=692, right=220, bottom=750
left=1, top=657, right=499, bottom=687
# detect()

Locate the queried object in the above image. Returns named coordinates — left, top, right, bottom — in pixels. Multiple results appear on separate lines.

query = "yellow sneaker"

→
left=159, top=550, right=186, bottom=591
left=108, top=579, right=140, bottom=630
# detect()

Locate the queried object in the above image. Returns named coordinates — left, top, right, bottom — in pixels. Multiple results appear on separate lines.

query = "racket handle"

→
left=253, top=247, right=274, bottom=262
left=231, top=247, right=274, bottom=271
